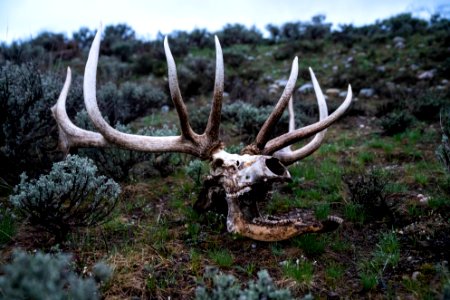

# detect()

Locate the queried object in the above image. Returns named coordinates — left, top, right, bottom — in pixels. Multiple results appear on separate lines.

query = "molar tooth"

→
left=327, top=216, right=343, bottom=224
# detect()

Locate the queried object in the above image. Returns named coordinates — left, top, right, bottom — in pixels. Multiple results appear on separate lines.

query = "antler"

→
left=52, top=26, right=224, bottom=159
left=242, top=62, right=352, bottom=165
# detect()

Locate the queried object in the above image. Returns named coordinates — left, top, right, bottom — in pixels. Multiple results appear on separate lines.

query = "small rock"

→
left=268, top=83, right=279, bottom=94
left=346, top=56, right=354, bottom=64
left=441, top=79, right=449, bottom=85
left=410, top=64, right=419, bottom=71
left=326, top=88, right=341, bottom=96
left=338, top=91, right=348, bottom=98
left=161, top=105, right=170, bottom=113
left=395, top=42, right=405, bottom=49
left=332, top=65, right=339, bottom=73
left=327, top=291, right=340, bottom=300
left=263, top=75, right=274, bottom=82
left=298, top=83, right=314, bottom=94
left=412, top=271, right=421, bottom=281
left=275, top=79, right=288, bottom=87
left=376, top=65, right=386, bottom=73
left=359, top=88, right=375, bottom=98
left=393, top=36, right=405, bottom=44
left=417, top=193, right=430, bottom=204
left=417, top=70, right=436, bottom=80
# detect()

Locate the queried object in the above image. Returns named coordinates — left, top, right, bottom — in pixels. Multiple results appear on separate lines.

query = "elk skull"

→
left=51, top=25, right=353, bottom=241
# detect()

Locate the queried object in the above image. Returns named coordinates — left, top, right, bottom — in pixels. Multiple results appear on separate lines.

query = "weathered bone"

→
left=52, top=26, right=353, bottom=241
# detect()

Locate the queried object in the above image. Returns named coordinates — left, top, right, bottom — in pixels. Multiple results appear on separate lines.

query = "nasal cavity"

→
left=266, top=157, right=286, bottom=176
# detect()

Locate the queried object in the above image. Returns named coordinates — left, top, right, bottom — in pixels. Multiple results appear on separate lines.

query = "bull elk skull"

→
left=52, top=26, right=353, bottom=241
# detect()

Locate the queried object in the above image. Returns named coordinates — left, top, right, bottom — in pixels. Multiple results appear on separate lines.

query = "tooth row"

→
left=328, top=216, right=343, bottom=224
left=227, top=187, right=251, bottom=198
left=252, top=216, right=302, bottom=225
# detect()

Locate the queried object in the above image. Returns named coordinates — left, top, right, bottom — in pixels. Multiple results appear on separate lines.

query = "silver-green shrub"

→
left=0, top=63, right=61, bottom=181
left=9, top=155, right=120, bottom=241
left=195, top=267, right=293, bottom=300
left=0, top=250, right=108, bottom=300
left=185, top=159, right=209, bottom=187
left=436, top=107, right=450, bottom=174
left=222, top=101, right=289, bottom=141
left=75, top=110, right=180, bottom=180
left=95, top=80, right=167, bottom=125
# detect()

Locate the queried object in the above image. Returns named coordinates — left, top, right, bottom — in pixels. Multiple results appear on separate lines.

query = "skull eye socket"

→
left=213, top=158, right=224, bottom=168
left=266, top=157, right=286, bottom=176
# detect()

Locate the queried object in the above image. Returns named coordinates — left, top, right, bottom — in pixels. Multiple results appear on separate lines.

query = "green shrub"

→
left=436, top=107, right=450, bottom=174
left=380, top=110, right=415, bottom=135
left=343, top=169, right=391, bottom=222
left=185, top=159, right=209, bottom=187
left=195, top=267, right=292, bottom=300
left=10, top=155, right=120, bottom=241
left=0, top=208, right=15, bottom=245
left=178, top=57, right=215, bottom=97
left=216, top=24, right=263, bottom=47
left=0, top=63, right=71, bottom=182
left=95, top=80, right=167, bottom=125
left=223, top=48, right=248, bottom=68
left=221, top=101, right=289, bottom=141
left=0, top=250, right=111, bottom=300
left=410, top=91, right=446, bottom=121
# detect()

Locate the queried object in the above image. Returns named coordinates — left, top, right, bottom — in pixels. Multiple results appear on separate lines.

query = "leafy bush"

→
left=0, top=250, right=111, bottom=300
left=10, top=155, right=120, bottom=241
left=195, top=267, right=292, bottom=300
left=436, top=107, right=450, bottom=174
left=0, top=63, right=72, bottom=182
left=0, top=207, right=15, bottom=246
left=95, top=80, right=167, bottom=125
left=344, top=169, right=391, bottom=222
left=177, top=57, right=215, bottom=97
left=221, top=101, right=289, bottom=141
left=185, top=159, right=209, bottom=187
left=380, top=110, right=415, bottom=135
left=216, top=24, right=263, bottom=46
left=410, top=91, right=446, bottom=121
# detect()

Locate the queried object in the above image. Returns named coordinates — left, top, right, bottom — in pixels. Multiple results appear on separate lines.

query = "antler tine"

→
left=263, top=75, right=352, bottom=155
left=51, top=67, right=107, bottom=153
left=254, top=57, right=298, bottom=150
left=79, top=26, right=197, bottom=154
left=204, top=36, right=224, bottom=140
left=164, top=37, right=196, bottom=141
left=288, top=96, right=295, bottom=133
left=274, top=68, right=329, bottom=165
